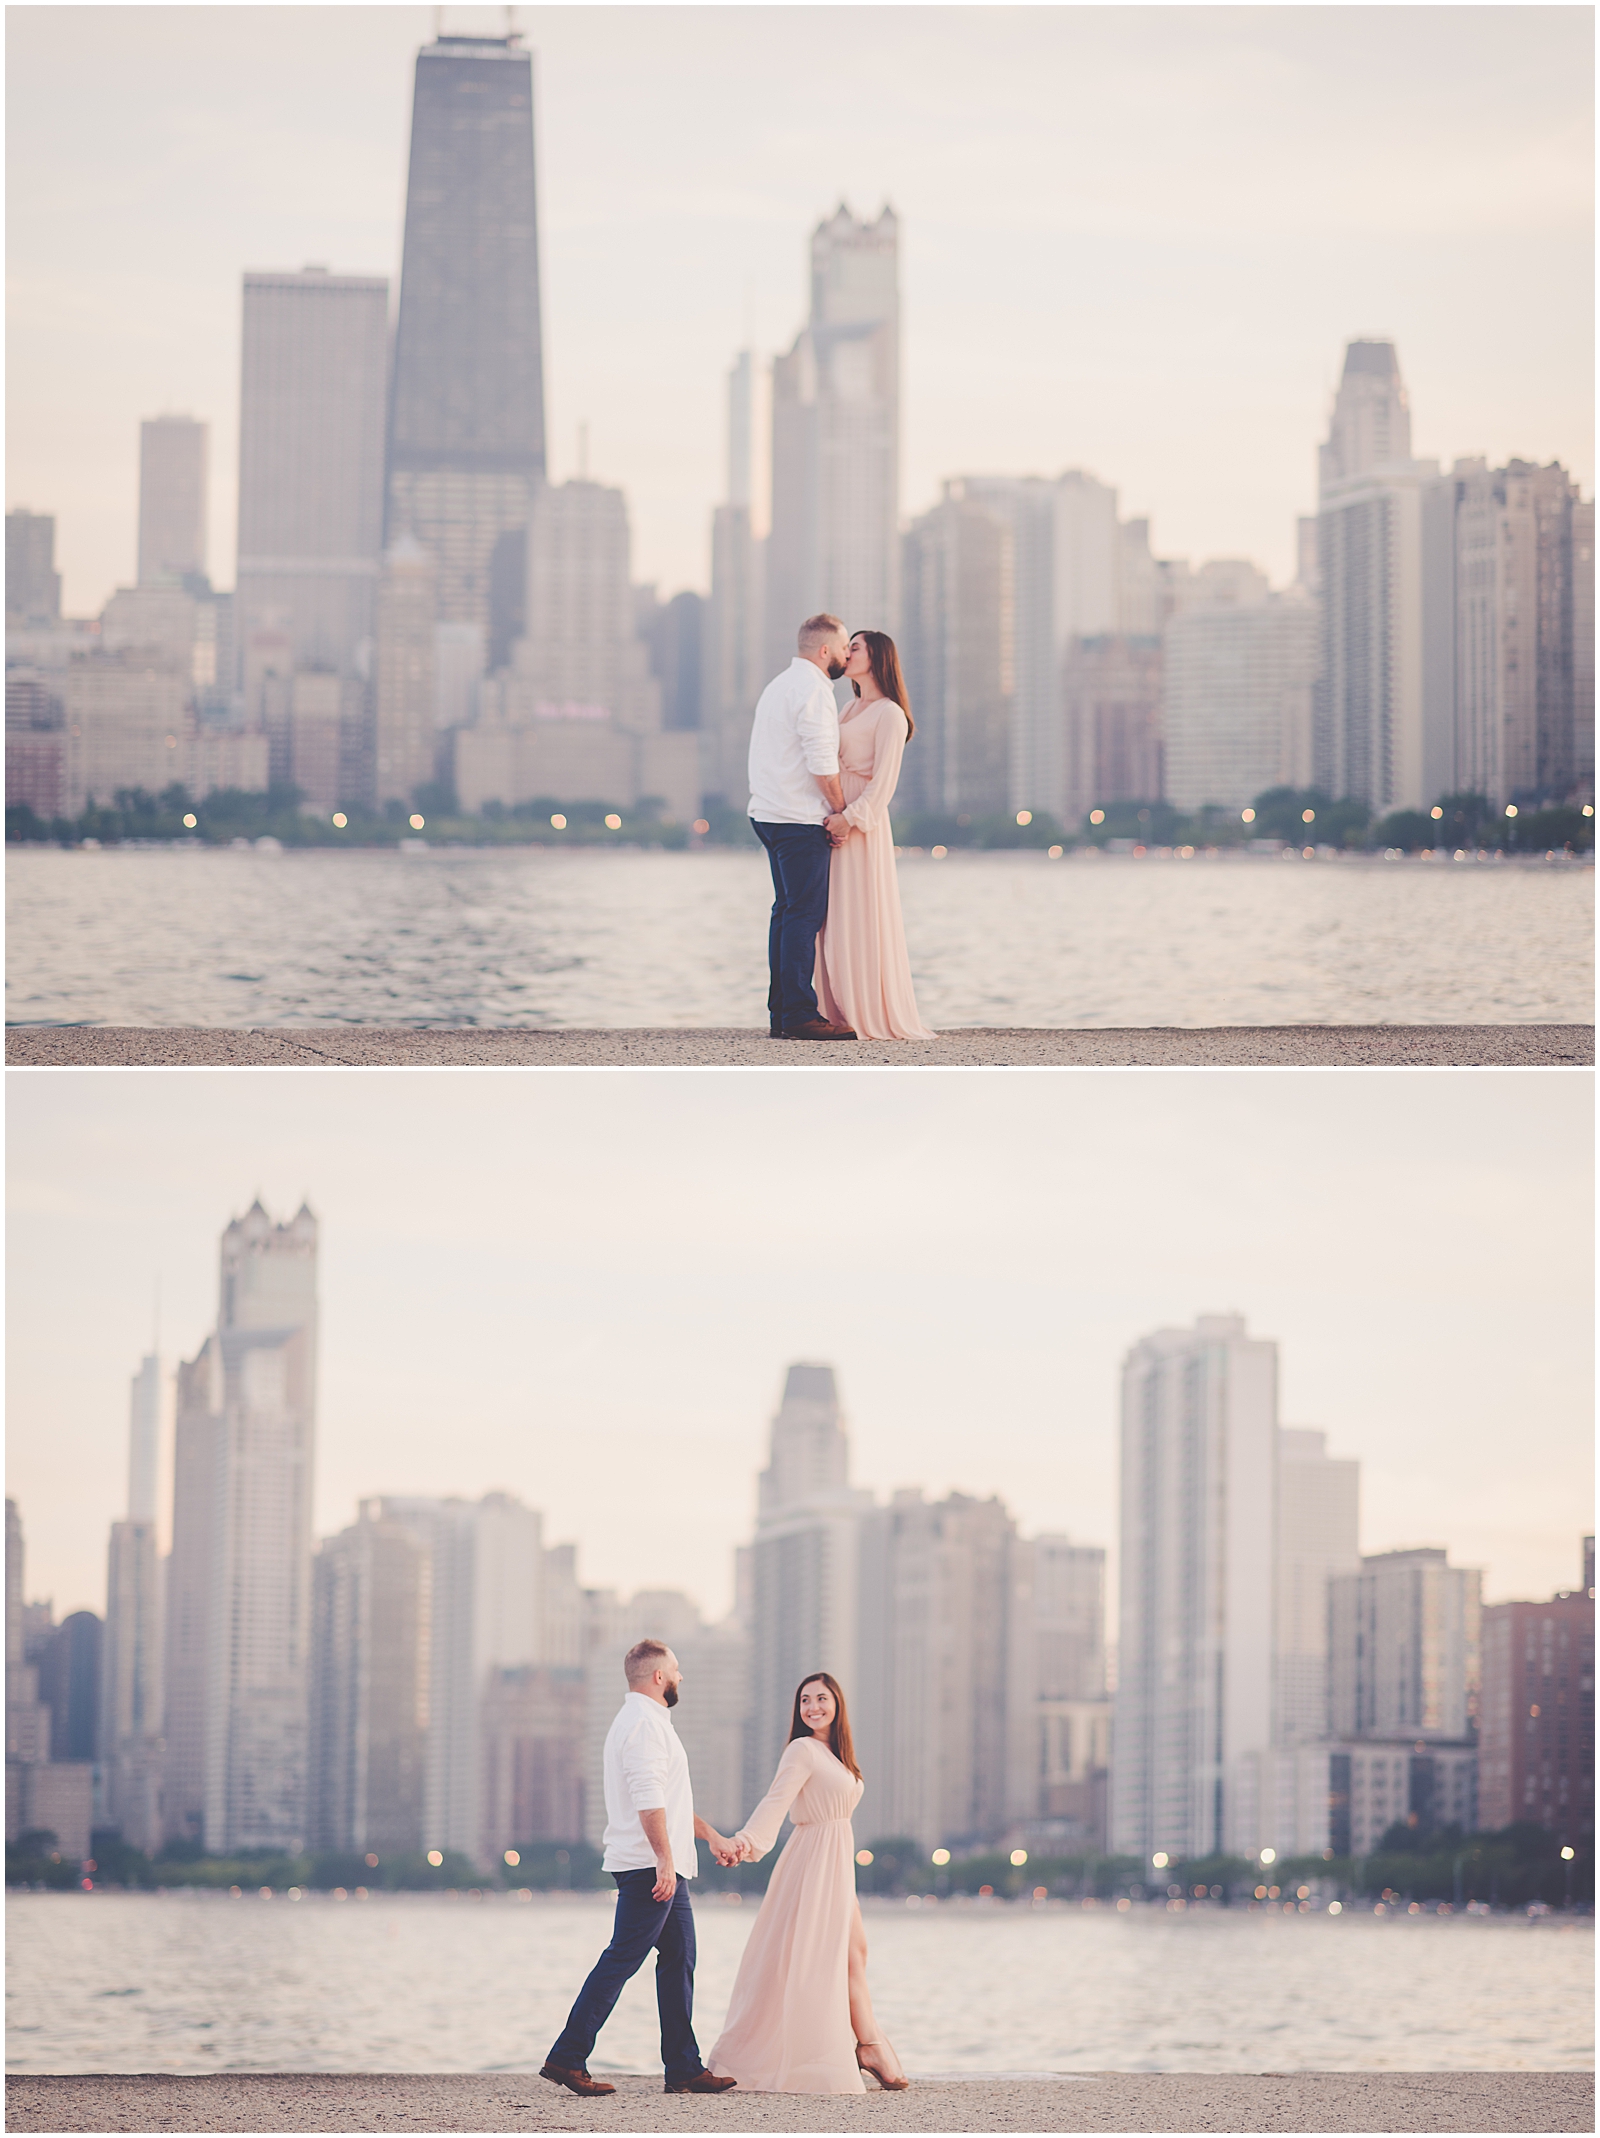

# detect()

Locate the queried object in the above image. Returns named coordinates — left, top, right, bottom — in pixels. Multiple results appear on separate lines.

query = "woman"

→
left=706, top=1673, right=908, bottom=2094
left=814, top=631, right=936, bottom=1042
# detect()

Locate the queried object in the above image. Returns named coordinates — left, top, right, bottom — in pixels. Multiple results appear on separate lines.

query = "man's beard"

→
left=827, top=658, right=846, bottom=679
left=664, top=1683, right=680, bottom=1707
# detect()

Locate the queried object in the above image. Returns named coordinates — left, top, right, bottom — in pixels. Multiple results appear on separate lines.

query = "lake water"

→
left=5, top=847, right=1593, bottom=1029
left=5, top=1892, right=1591, bottom=2076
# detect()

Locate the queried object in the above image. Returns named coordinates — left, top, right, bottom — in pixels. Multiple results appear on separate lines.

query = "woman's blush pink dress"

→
left=814, top=698, right=936, bottom=1041
left=705, top=1737, right=867, bottom=2094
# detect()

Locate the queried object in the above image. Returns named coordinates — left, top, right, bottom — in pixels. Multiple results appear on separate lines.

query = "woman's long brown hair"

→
left=850, top=630, right=915, bottom=740
left=788, top=1671, right=862, bottom=1779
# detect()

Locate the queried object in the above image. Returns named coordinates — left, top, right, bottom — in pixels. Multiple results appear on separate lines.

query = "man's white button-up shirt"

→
left=747, top=657, right=842, bottom=824
left=600, top=1690, right=698, bottom=1878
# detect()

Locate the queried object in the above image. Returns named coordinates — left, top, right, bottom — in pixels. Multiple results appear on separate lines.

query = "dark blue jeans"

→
left=752, top=818, right=832, bottom=1031
left=547, top=1870, right=702, bottom=2084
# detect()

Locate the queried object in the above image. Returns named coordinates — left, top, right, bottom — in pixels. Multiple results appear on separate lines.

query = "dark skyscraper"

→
left=386, top=32, right=547, bottom=655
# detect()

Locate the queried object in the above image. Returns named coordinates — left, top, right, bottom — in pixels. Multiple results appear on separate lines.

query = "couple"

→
left=540, top=1640, right=908, bottom=2098
left=748, top=614, right=935, bottom=1043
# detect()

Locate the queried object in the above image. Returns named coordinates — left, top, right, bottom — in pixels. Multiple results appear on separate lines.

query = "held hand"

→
left=653, top=1861, right=677, bottom=1904
left=825, top=814, right=849, bottom=845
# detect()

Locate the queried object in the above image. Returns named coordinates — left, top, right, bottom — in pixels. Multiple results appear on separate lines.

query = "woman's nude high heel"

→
left=856, top=2042, right=909, bottom=2090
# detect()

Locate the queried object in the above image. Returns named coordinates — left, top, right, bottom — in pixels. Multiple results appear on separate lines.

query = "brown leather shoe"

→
left=786, top=1018, right=857, bottom=1041
left=540, top=2060, right=617, bottom=2096
left=665, top=2072, right=738, bottom=2094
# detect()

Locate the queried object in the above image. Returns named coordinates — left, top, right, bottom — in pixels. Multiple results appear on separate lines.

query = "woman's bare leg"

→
left=848, top=1903, right=904, bottom=2080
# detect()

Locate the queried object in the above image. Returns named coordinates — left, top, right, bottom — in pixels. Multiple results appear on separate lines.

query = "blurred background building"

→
left=767, top=206, right=901, bottom=673
left=9, top=1201, right=1593, bottom=1882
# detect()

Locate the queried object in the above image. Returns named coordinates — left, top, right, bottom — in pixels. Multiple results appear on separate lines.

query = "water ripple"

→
left=5, top=848, right=1593, bottom=1029
left=4, top=1892, right=1592, bottom=2075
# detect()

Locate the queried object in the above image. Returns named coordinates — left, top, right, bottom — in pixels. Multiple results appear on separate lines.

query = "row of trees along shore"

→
left=8, top=1822, right=1591, bottom=1910
left=6, top=786, right=1595, bottom=856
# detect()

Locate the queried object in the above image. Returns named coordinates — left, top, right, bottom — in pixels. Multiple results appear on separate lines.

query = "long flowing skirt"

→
left=706, top=1821, right=865, bottom=2094
left=815, top=820, right=935, bottom=1041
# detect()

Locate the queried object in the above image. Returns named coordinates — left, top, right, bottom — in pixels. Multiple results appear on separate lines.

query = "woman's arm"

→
left=840, top=707, right=909, bottom=834
left=731, top=1739, right=814, bottom=1861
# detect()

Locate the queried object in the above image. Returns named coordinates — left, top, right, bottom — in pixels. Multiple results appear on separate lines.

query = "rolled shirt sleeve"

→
left=798, top=681, right=841, bottom=777
left=620, top=1713, right=671, bottom=1811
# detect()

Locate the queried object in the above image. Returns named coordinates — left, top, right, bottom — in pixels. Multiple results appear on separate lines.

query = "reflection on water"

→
left=6, top=847, right=1593, bottom=1028
left=4, top=1891, right=1592, bottom=2074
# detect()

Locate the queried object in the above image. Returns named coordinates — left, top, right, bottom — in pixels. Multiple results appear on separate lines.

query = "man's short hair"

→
left=797, top=613, right=847, bottom=656
left=624, top=1638, right=671, bottom=1683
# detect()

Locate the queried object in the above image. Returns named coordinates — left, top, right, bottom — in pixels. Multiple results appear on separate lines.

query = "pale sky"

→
left=5, top=5, right=1593, bottom=616
left=6, top=1069, right=1593, bottom=1630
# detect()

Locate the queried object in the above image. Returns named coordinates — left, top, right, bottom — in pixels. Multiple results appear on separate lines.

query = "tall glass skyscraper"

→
left=386, top=32, right=547, bottom=653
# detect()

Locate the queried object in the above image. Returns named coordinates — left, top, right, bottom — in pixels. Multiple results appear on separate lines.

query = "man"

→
left=540, top=1640, right=742, bottom=2099
left=747, top=614, right=858, bottom=1041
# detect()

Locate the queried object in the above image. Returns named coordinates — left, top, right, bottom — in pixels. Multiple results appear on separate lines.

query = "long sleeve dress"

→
left=814, top=698, right=937, bottom=1042
left=705, top=1736, right=867, bottom=2094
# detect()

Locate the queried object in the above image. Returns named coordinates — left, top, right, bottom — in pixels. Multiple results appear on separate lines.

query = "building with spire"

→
left=1313, top=339, right=1454, bottom=811
left=99, top=1354, right=166, bottom=1851
left=164, top=1201, right=318, bottom=1853
left=746, top=1364, right=874, bottom=1804
left=385, top=29, right=546, bottom=660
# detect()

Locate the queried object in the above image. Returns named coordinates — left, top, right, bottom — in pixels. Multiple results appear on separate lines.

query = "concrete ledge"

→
left=5, top=1026, right=1594, bottom=1069
left=4, top=2071, right=1591, bottom=2133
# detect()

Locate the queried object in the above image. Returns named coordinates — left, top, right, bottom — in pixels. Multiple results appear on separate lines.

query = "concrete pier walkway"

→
left=5, top=1025, right=1593, bottom=1069
left=5, top=2071, right=1591, bottom=2133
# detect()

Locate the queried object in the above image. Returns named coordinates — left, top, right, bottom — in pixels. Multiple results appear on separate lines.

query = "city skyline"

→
left=6, top=1069, right=1591, bottom=1626
left=6, top=6, right=1592, bottom=617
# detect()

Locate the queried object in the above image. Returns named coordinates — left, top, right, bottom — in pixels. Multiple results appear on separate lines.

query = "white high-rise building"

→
left=374, top=1491, right=551, bottom=1866
left=746, top=1364, right=873, bottom=1806
left=1004, top=1535, right=1111, bottom=1848
left=235, top=268, right=388, bottom=701
left=706, top=351, right=766, bottom=808
left=1314, top=340, right=1453, bottom=811
left=1112, top=1314, right=1278, bottom=1862
left=308, top=1504, right=430, bottom=1854
left=372, top=535, right=439, bottom=808
left=1329, top=1548, right=1482, bottom=1743
left=1275, top=1429, right=1360, bottom=1749
left=138, top=416, right=208, bottom=586
left=1163, top=590, right=1318, bottom=812
left=854, top=1490, right=1015, bottom=1851
left=767, top=206, right=899, bottom=667
left=900, top=484, right=1015, bottom=816
left=100, top=1356, right=166, bottom=1851
left=462, top=480, right=696, bottom=818
left=954, top=473, right=1120, bottom=819
left=1451, top=458, right=1588, bottom=806
left=163, top=1201, right=318, bottom=1853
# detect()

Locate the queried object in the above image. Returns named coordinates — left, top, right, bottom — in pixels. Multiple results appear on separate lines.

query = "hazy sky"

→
left=6, top=1068, right=1592, bottom=1630
left=6, top=5, right=1593, bottom=616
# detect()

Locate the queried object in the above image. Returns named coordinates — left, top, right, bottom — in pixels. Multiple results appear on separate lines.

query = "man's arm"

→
left=797, top=680, right=842, bottom=814
left=693, top=1812, right=740, bottom=1866
left=639, top=1806, right=676, bottom=1903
